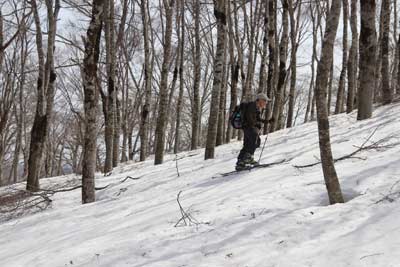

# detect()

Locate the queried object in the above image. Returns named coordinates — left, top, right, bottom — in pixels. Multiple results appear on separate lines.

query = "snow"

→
left=1, top=103, right=400, bottom=267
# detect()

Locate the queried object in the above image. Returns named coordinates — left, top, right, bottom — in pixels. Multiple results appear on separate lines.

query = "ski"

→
left=217, top=159, right=287, bottom=177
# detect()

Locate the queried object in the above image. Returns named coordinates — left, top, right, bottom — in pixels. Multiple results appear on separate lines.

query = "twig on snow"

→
left=294, top=127, right=399, bottom=169
left=175, top=155, right=180, bottom=177
left=174, top=191, right=208, bottom=227
left=360, top=253, right=384, bottom=260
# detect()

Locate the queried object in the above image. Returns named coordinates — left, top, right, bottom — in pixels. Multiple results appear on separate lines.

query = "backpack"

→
left=230, top=102, right=248, bottom=129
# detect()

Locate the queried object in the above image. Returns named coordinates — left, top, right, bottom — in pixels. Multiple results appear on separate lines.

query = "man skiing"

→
left=236, top=93, right=272, bottom=171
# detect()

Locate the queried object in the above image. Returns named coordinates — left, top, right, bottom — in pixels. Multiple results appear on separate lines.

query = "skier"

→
left=236, top=93, right=273, bottom=171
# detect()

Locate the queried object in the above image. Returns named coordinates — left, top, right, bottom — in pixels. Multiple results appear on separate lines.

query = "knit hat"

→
left=256, top=93, right=271, bottom=102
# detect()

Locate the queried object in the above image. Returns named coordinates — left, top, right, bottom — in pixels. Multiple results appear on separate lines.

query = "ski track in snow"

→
left=1, top=103, right=400, bottom=267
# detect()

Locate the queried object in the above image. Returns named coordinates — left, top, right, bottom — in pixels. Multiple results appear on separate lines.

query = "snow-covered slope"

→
left=1, top=103, right=400, bottom=267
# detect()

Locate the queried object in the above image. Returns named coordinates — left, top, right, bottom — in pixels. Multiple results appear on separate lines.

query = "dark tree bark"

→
left=314, top=0, right=344, bottom=204
left=216, top=41, right=228, bottom=147
left=103, top=0, right=116, bottom=173
left=380, top=0, right=392, bottom=104
left=397, top=33, right=400, bottom=95
left=174, top=0, right=185, bottom=154
left=81, top=0, right=105, bottom=204
left=358, top=0, right=377, bottom=120
left=191, top=0, right=201, bottom=150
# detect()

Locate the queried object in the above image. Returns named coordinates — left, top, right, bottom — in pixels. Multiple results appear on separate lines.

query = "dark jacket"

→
left=243, top=101, right=264, bottom=130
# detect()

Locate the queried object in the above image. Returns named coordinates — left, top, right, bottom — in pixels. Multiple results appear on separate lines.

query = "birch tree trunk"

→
left=81, top=0, right=105, bottom=204
left=205, top=0, right=226, bottom=160
left=358, top=0, right=377, bottom=120
left=315, top=0, right=344, bottom=204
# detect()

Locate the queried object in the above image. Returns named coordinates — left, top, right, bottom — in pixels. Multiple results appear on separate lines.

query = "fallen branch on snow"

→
left=0, top=175, right=143, bottom=220
left=174, top=191, right=209, bottom=227
left=375, top=180, right=400, bottom=204
left=294, top=128, right=399, bottom=169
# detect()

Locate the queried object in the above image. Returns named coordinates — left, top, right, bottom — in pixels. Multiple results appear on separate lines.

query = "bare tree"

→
left=191, top=0, right=201, bottom=150
left=358, top=0, right=377, bottom=120
left=154, top=0, right=175, bottom=165
left=380, top=0, right=392, bottom=104
left=26, top=0, right=60, bottom=191
left=346, top=0, right=358, bottom=113
left=174, top=0, right=185, bottom=154
left=102, top=0, right=116, bottom=173
left=271, top=0, right=288, bottom=132
left=205, top=0, right=227, bottom=160
left=139, top=0, right=153, bottom=161
left=335, top=0, right=348, bottom=114
left=314, top=0, right=344, bottom=204
left=81, top=0, right=105, bottom=204
left=287, top=0, right=302, bottom=128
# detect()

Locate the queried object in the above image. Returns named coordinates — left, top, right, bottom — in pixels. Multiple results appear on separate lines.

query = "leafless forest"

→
left=0, top=0, right=398, bottom=203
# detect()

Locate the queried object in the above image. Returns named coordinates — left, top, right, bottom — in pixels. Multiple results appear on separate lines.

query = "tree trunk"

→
left=358, top=0, right=377, bottom=120
left=174, top=0, right=185, bottom=154
left=216, top=42, right=228, bottom=146
left=327, top=60, right=334, bottom=114
left=225, top=0, right=239, bottom=144
left=264, top=0, right=276, bottom=134
left=380, top=0, right=392, bottom=104
left=346, top=0, right=358, bottom=113
left=304, top=3, right=317, bottom=123
left=397, top=33, right=400, bottom=95
left=271, top=0, right=288, bottom=132
left=81, top=0, right=105, bottom=204
left=205, top=0, right=227, bottom=160
left=191, top=0, right=201, bottom=150
left=154, top=0, right=175, bottom=165
left=26, top=0, right=60, bottom=191
left=315, top=0, right=344, bottom=204
left=287, top=0, right=301, bottom=128
left=139, top=0, right=152, bottom=161
left=335, top=0, right=348, bottom=114
left=258, top=0, right=269, bottom=95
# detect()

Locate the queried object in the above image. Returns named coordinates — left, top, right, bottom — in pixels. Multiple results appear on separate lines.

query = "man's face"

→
left=257, top=99, right=267, bottom=109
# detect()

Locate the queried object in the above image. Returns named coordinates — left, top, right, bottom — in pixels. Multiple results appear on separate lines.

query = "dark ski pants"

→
left=238, top=127, right=261, bottom=161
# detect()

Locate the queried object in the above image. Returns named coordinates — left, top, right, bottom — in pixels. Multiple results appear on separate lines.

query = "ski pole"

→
left=258, top=131, right=269, bottom=163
